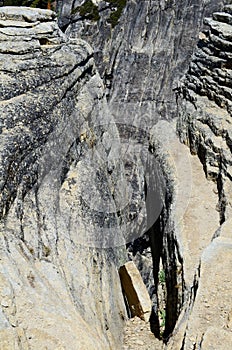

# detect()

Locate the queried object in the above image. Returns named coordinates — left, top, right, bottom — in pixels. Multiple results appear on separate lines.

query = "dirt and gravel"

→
left=123, top=317, right=163, bottom=350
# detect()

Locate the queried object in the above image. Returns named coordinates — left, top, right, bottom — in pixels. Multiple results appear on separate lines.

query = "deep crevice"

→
left=126, top=188, right=185, bottom=342
left=217, top=171, right=226, bottom=225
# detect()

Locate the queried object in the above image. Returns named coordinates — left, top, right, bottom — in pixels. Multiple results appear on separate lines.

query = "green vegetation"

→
left=159, top=309, right=166, bottom=337
left=72, top=0, right=100, bottom=21
left=23, top=0, right=46, bottom=8
left=72, top=0, right=127, bottom=28
left=2, top=0, right=21, bottom=5
left=1, top=0, right=127, bottom=30
left=106, top=0, right=127, bottom=28
left=158, top=269, right=166, bottom=285
left=2, top=0, right=127, bottom=28
left=2, top=0, right=49, bottom=8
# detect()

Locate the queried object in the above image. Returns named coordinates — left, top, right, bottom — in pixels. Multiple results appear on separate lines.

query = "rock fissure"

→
left=125, top=133, right=187, bottom=343
left=1, top=2, right=232, bottom=350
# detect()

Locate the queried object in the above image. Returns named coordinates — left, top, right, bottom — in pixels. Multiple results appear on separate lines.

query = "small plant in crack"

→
left=42, top=244, right=51, bottom=257
left=28, top=247, right=35, bottom=256
left=158, top=269, right=166, bottom=285
left=159, top=309, right=166, bottom=336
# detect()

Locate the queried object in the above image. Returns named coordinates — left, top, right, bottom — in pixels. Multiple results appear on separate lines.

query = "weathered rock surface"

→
left=60, top=0, right=232, bottom=345
left=148, top=120, right=219, bottom=343
left=1, top=2, right=232, bottom=350
left=181, top=221, right=232, bottom=350
left=0, top=6, right=128, bottom=349
left=167, top=219, right=232, bottom=350
left=60, top=0, right=231, bottom=119
left=176, top=4, right=232, bottom=349
left=177, top=4, right=232, bottom=224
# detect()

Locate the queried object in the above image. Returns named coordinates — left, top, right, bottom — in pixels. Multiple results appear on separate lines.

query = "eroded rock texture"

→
left=0, top=6, right=127, bottom=349
left=178, top=4, right=232, bottom=223
left=59, top=0, right=229, bottom=117
left=176, top=5, right=232, bottom=349
left=56, top=1, right=232, bottom=346
left=1, top=1, right=232, bottom=350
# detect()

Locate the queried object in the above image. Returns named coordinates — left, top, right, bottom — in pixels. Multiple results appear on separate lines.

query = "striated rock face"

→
left=176, top=4, right=232, bottom=349
left=57, top=1, right=232, bottom=345
left=60, top=0, right=229, bottom=119
left=1, top=2, right=232, bottom=349
left=177, top=4, right=232, bottom=223
left=0, top=6, right=128, bottom=349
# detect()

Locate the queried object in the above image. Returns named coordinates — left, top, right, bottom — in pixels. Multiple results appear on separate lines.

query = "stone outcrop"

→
left=180, top=220, right=232, bottom=350
left=176, top=4, right=232, bottom=349
left=167, top=219, right=232, bottom=350
left=60, top=0, right=230, bottom=119
left=177, top=4, right=232, bottom=224
left=0, top=6, right=128, bottom=349
left=57, top=0, right=232, bottom=345
left=1, top=2, right=232, bottom=350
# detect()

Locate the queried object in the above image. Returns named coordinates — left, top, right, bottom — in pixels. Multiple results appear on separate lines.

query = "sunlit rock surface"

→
left=0, top=6, right=127, bottom=349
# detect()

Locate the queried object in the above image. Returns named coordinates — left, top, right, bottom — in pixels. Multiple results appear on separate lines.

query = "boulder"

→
left=119, top=261, right=152, bottom=323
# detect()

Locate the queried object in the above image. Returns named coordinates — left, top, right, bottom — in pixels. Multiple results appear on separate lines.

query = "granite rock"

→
left=177, top=4, right=232, bottom=223
left=1, top=2, right=232, bottom=349
left=60, top=0, right=230, bottom=119
left=0, top=6, right=127, bottom=349
left=119, top=261, right=152, bottom=322
left=175, top=4, right=232, bottom=349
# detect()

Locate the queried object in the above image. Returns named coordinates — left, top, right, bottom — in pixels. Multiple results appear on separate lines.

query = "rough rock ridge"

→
left=177, top=4, right=232, bottom=224
left=60, top=0, right=230, bottom=118
left=1, top=2, right=232, bottom=350
left=57, top=1, right=232, bottom=347
left=0, top=6, right=127, bottom=349
left=176, top=5, right=232, bottom=349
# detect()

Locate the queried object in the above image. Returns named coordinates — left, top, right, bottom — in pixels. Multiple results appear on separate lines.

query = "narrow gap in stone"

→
left=180, top=331, right=187, bottom=350
left=199, top=332, right=205, bottom=349
left=217, top=172, right=226, bottom=225
left=38, top=38, right=50, bottom=45
left=121, top=285, right=132, bottom=319
left=124, top=208, right=185, bottom=343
